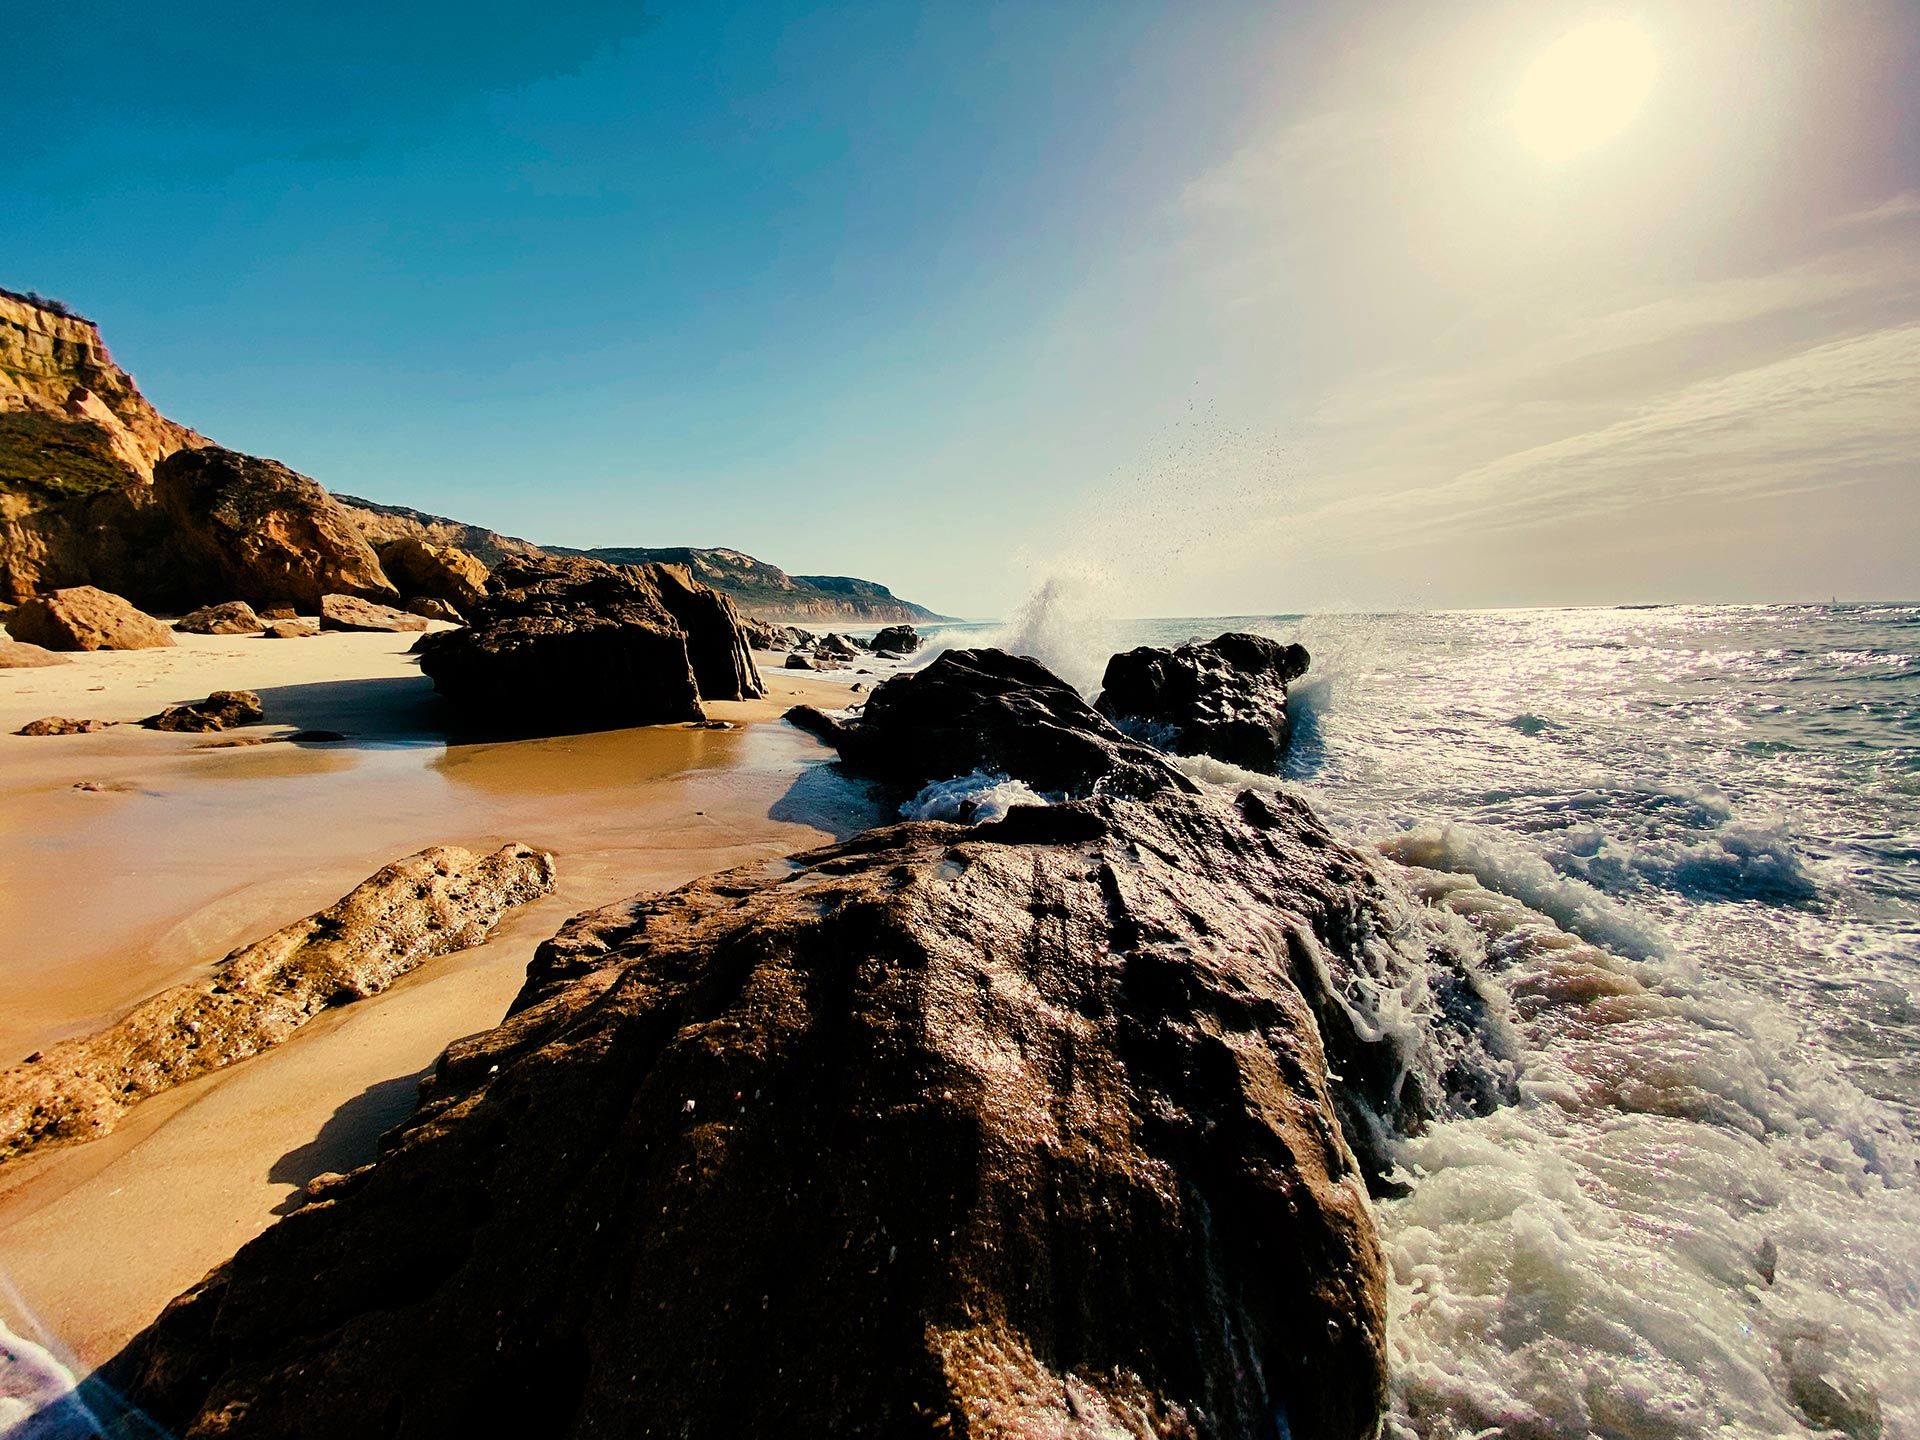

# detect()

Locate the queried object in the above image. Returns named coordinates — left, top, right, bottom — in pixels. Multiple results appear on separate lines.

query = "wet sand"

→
left=0, top=629, right=877, bottom=1375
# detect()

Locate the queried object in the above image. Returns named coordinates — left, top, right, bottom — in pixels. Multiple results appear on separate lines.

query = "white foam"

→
left=0, top=1317, right=78, bottom=1438
left=900, top=771, right=1052, bottom=824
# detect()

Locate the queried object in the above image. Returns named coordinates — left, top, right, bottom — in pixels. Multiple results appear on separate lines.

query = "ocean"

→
left=927, top=600, right=1920, bottom=1439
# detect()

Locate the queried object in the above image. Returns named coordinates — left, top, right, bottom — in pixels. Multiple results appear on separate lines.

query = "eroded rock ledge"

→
left=0, top=844, right=555, bottom=1165
left=88, top=650, right=1513, bottom=1440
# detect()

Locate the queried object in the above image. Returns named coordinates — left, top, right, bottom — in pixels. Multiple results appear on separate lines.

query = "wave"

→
left=899, top=771, right=1052, bottom=824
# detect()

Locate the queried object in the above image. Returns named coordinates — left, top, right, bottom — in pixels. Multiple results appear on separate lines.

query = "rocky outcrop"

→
left=377, top=536, right=487, bottom=615
left=92, top=740, right=1415, bottom=1436
left=175, top=600, right=264, bottom=635
left=0, top=639, right=67, bottom=667
left=405, top=595, right=463, bottom=623
left=140, top=689, right=264, bottom=733
left=557, top=544, right=951, bottom=625
left=152, top=447, right=397, bottom=611
left=0, top=845, right=555, bottom=1165
left=419, top=555, right=763, bottom=736
left=740, top=617, right=812, bottom=651
left=0, top=290, right=210, bottom=482
left=1096, top=632, right=1311, bottom=774
left=6, top=586, right=174, bottom=651
left=263, top=618, right=319, bottom=639
left=320, top=593, right=429, bottom=633
left=334, top=494, right=545, bottom=570
left=871, top=623, right=921, bottom=654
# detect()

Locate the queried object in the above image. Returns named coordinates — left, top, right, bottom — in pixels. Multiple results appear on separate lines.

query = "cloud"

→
left=1312, top=321, right=1920, bottom=548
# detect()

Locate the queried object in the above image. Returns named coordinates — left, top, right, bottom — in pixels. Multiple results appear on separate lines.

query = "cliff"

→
left=0, top=288, right=208, bottom=491
left=557, top=545, right=952, bottom=624
left=333, top=494, right=546, bottom=570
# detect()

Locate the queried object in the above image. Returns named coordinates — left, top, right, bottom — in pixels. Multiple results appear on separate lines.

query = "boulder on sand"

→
left=378, top=537, right=487, bottom=615
left=320, top=594, right=430, bottom=633
left=1096, top=631, right=1311, bottom=774
left=870, top=622, right=921, bottom=654
left=0, top=844, right=556, bottom=1165
left=783, top=650, right=816, bottom=670
left=5, top=586, right=174, bottom=651
left=141, top=689, right=265, bottom=733
left=175, top=600, right=264, bottom=635
left=92, top=651, right=1455, bottom=1440
left=418, top=555, right=763, bottom=736
left=0, top=639, right=69, bottom=668
left=153, top=447, right=398, bottom=611
left=15, top=716, right=110, bottom=736
left=405, top=596, right=464, bottom=623
left=262, top=618, right=320, bottom=640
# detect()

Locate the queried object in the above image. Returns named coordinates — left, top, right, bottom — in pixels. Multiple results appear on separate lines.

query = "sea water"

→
left=950, top=601, right=1920, bottom=1439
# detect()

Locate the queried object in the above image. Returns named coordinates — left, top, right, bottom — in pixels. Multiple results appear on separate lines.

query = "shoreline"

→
left=0, top=630, right=871, bottom=1372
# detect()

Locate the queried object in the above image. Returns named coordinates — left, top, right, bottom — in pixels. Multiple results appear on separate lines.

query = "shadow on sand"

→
left=267, top=1070, right=429, bottom=1216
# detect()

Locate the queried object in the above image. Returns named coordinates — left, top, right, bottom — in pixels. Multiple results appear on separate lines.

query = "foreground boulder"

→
left=140, top=689, right=265, bottom=733
left=378, top=536, right=487, bottom=615
left=418, top=555, right=763, bottom=736
left=320, top=593, right=429, bottom=633
left=871, top=622, right=921, bottom=654
left=5, top=586, right=174, bottom=651
left=175, top=600, right=264, bottom=635
left=263, top=618, right=319, bottom=639
left=93, top=651, right=1511, bottom=1440
left=1096, top=632, right=1311, bottom=774
left=0, top=844, right=555, bottom=1165
left=153, top=447, right=398, bottom=610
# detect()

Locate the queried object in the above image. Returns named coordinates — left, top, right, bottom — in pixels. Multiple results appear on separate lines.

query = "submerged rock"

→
left=140, top=689, right=265, bottom=733
left=418, top=554, right=763, bottom=736
left=1096, top=631, right=1310, bottom=774
left=319, top=593, right=430, bottom=633
left=175, top=600, right=265, bottom=635
left=153, top=447, right=398, bottom=611
left=870, top=622, right=921, bottom=654
left=6, top=585, right=175, bottom=651
left=0, top=844, right=555, bottom=1165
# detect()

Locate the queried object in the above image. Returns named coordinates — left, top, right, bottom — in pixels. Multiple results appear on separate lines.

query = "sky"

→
left=7, top=0, right=1918, bottom=617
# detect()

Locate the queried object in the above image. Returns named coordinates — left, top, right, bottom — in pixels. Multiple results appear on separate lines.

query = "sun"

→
left=1513, top=16, right=1657, bottom=162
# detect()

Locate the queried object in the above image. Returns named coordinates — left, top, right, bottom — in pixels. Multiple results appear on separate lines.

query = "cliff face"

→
left=333, top=494, right=546, bottom=570
left=0, top=289, right=208, bottom=487
left=561, top=545, right=951, bottom=625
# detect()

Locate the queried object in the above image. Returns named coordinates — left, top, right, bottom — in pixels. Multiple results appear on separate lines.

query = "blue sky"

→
left=8, top=1, right=1918, bottom=616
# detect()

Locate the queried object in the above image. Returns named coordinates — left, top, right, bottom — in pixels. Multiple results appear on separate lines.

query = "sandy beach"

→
left=0, top=628, right=873, bottom=1373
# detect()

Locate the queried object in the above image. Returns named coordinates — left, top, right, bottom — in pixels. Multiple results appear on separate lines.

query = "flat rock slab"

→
left=320, top=594, right=429, bottom=633
left=0, top=843, right=556, bottom=1166
left=6, top=587, right=175, bottom=651
left=0, top=639, right=70, bottom=668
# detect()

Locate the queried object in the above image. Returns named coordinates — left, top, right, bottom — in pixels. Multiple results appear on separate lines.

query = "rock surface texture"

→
left=153, top=448, right=397, bottom=611
left=418, top=554, right=763, bottom=736
left=14, top=716, right=109, bottom=736
left=0, top=845, right=555, bottom=1165
left=5, top=586, right=174, bottom=651
left=377, top=536, right=488, bottom=615
left=319, top=594, right=429, bottom=633
left=89, top=650, right=1512, bottom=1440
left=262, top=618, right=319, bottom=639
left=175, top=600, right=264, bottom=635
left=1096, top=632, right=1311, bottom=774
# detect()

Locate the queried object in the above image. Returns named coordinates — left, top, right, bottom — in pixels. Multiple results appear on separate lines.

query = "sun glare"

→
left=1513, top=16, right=1657, bottom=162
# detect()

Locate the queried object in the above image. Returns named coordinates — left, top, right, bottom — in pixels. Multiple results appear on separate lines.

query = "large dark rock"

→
left=1096, top=632, right=1311, bottom=774
left=86, top=645, right=1513, bottom=1440
left=792, top=647, right=1189, bottom=801
left=418, top=555, right=763, bottom=737
left=152, top=447, right=398, bottom=611
left=871, top=622, right=922, bottom=654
